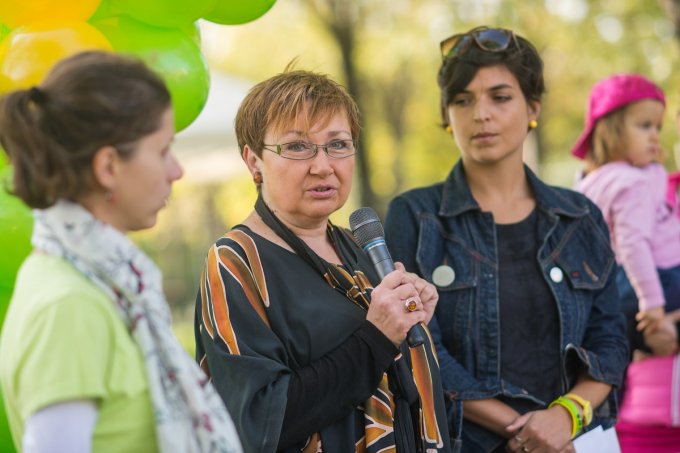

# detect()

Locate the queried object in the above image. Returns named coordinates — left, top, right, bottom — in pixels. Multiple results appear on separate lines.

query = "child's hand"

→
left=636, top=306, right=665, bottom=332
left=643, top=315, right=679, bottom=356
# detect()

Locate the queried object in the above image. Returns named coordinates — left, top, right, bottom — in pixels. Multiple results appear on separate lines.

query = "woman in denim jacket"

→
left=384, top=27, right=628, bottom=453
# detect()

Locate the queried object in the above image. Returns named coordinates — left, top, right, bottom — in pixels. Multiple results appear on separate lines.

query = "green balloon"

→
left=92, top=15, right=209, bottom=132
left=181, top=21, right=201, bottom=48
left=0, top=319, right=16, bottom=452
left=203, top=0, right=276, bottom=25
left=110, top=0, right=217, bottom=28
left=89, top=0, right=120, bottom=22
left=0, top=157, right=31, bottom=453
left=0, top=286, right=13, bottom=326
left=0, top=164, right=32, bottom=308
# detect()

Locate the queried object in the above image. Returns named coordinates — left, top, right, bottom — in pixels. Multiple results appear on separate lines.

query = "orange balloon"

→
left=0, top=0, right=101, bottom=28
left=0, top=22, right=112, bottom=93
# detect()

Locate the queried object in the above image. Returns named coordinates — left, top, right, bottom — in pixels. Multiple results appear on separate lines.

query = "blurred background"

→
left=2, top=0, right=680, bottom=449
left=153, top=0, right=680, bottom=333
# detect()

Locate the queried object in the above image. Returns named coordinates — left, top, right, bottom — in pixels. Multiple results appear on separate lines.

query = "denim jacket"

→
left=384, top=162, right=628, bottom=452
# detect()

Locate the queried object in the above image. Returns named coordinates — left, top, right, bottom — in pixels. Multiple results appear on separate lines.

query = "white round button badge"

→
left=432, top=265, right=455, bottom=287
left=549, top=266, right=564, bottom=283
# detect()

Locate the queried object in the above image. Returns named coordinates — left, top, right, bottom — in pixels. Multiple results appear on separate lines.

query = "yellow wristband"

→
left=549, top=396, right=583, bottom=439
left=565, top=392, right=593, bottom=426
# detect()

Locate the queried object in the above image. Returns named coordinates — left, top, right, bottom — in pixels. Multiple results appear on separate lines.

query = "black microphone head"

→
left=349, top=207, right=385, bottom=247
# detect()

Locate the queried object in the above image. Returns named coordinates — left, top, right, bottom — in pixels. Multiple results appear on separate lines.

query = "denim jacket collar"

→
left=440, top=160, right=589, bottom=219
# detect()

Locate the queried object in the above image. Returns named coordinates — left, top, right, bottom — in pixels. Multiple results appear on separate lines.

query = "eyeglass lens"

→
left=441, top=28, right=513, bottom=59
left=270, top=140, right=355, bottom=160
left=474, top=29, right=511, bottom=51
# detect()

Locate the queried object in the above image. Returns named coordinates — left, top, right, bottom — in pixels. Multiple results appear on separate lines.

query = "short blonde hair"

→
left=235, top=69, right=360, bottom=158
left=585, top=108, right=627, bottom=170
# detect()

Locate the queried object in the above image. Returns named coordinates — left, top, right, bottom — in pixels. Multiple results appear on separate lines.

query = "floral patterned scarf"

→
left=32, top=200, right=243, bottom=453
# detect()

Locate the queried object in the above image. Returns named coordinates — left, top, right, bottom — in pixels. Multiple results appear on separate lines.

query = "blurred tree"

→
left=662, top=0, right=680, bottom=36
left=150, top=0, right=680, bottom=312
left=303, top=1, right=378, bottom=211
left=297, top=0, right=677, bottom=208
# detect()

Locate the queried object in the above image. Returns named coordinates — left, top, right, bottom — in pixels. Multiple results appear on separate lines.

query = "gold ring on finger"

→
left=403, top=298, right=417, bottom=312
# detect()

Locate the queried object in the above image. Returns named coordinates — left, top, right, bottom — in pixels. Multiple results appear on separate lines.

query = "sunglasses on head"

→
left=440, top=27, right=518, bottom=61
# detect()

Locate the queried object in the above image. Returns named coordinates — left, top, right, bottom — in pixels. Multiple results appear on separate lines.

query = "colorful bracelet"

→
left=564, top=392, right=593, bottom=426
left=549, top=396, right=583, bottom=439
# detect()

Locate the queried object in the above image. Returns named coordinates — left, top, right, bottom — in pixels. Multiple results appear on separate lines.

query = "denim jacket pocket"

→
left=416, top=214, right=478, bottom=290
left=552, top=219, right=614, bottom=292
left=416, top=215, right=479, bottom=358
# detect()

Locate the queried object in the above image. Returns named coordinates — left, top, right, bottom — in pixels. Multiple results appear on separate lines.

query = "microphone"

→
left=349, top=207, right=425, bottom=347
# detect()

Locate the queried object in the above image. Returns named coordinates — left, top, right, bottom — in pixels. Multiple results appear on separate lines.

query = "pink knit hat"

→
left=571, top=73, right=666, bottom=159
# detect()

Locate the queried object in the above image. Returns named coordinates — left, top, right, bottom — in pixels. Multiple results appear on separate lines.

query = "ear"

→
left=445, top=107, right=455, bottom=131
left=91, top=145, right=120, bottom=191
left=528, top=100, right=541, bottom=122
left=242, top=145, right=262, bottom=177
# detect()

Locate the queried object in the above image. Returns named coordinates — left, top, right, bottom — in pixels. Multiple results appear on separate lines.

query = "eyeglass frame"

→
left=439, top=26, right=518, bottom=61
left=262, top=139, right=357, bottom=161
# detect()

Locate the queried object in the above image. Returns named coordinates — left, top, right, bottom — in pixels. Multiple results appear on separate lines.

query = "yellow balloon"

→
left=0, top=0, right=101, bottom=28
left=0, top=22, right=112, bottom=93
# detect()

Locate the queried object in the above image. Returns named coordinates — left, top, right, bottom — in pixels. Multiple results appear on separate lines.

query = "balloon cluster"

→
left=0, top=0, right=277, bottom=310
left=0, top=0, right=277, bottom=308
left=0, top=0, right=276, bottom=131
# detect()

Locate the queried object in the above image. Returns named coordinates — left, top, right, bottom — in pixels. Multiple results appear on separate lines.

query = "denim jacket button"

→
left=549, top=266, right=564, bottom=283
left=432, top=265, right=455, bottom=287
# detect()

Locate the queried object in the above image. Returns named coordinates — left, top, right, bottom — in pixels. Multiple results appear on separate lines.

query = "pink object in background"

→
left=618, top=354, right=680, bottom=428
left=667, top=171, right=680, bottom=218
left=616, top=354, right=680, bottom=452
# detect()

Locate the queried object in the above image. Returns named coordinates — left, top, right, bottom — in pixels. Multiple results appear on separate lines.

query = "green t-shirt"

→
left=0, top=253, right=158, bottom=453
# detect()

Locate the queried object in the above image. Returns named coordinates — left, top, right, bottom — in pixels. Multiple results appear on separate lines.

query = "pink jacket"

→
left=576, top=162, right=680, bottom=311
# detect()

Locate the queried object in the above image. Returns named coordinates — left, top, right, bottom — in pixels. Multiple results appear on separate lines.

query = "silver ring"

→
left=403, top=298, right=417, bottom=312
left=522, top=446, right=529, bottom=453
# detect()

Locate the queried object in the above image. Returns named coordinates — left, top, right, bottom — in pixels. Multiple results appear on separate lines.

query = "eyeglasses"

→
left=440, top=27, right=518, bottom=61
left=262, top=139, right=357, bottom=160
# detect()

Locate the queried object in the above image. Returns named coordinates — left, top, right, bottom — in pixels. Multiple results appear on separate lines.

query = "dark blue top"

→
left=496, top=209, right=560, bottom=404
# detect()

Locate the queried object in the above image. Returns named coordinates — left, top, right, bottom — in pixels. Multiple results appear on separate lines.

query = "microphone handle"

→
left=407, top=323, right=426, bottom=347
left=364, top=241, right=426, bottom=347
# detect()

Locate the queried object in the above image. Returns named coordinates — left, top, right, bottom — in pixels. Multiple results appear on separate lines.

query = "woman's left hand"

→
left=394, top=262, right=438, bottom=324
left=504, top=406, right=572, bottom=453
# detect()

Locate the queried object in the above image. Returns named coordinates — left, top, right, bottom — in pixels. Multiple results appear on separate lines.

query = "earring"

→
left=105, top=190, right=116, bottom=203
left=445, top=125, right=453, bottom=134
left=253, top=172, right=263, bottom=186
left=529, top=120, right=538, bottom=129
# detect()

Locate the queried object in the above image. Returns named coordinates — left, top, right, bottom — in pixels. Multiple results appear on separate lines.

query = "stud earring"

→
left=445, top=125, right=453, bottom=134
left=529, top=120, right=538, bottom=129
left=253, top=172, right=263, bottom=186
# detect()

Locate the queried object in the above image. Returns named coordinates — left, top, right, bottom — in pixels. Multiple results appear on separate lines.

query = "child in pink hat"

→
left=572, top=73, right=680, bottom=453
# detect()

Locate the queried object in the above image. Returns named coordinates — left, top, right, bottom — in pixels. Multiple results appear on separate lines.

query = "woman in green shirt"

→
left=0, top=51, right=241, bottom=453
